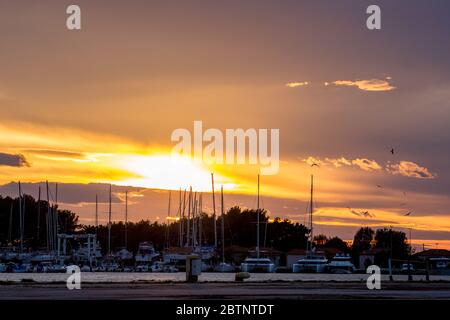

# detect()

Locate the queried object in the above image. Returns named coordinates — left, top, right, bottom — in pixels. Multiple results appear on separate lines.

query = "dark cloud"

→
left=0, top=152, right=29, bottom=167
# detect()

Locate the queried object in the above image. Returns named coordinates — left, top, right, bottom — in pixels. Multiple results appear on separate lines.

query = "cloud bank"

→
left=302, top=156, right=435, bottom=178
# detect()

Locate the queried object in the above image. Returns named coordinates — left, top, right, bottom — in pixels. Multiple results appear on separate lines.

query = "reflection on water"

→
left=1, top=273, right=449, bottom=283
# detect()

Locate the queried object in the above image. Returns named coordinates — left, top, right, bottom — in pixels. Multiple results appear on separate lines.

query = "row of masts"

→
left=10, top=172, right=271, bottom=262
left=9, top=181, right=59, bottom=253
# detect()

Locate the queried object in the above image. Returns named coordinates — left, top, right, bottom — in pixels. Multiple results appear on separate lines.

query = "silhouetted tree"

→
left=324, top=236, right=350, bottom=253
left=374, top=228, right=410, bottom=266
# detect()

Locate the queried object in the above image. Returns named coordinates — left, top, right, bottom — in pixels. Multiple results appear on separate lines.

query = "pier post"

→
left=388, top=258, right=393, bottom=282
left=186, top=255, right=201, bottom=282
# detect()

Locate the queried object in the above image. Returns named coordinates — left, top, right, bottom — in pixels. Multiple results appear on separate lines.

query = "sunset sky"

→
left=1, top=1, right=449, bottom=250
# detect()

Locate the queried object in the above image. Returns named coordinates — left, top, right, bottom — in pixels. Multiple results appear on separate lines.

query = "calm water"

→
left=1, top=272, right=449, bottom=283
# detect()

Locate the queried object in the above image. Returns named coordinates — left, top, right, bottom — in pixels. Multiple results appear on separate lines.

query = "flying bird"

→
left=404, top=211, right=412, bottom=216
left=390, top=148, right=394, bottom=155
left=350, top=210, right=361, bottom=217
left=376, top=185, right=383, bottom=188
left=360, top=211, right=375, bottom=218
left=311, top=163, right=320, bottom=167
left=348, top=208, right=374, bottom=218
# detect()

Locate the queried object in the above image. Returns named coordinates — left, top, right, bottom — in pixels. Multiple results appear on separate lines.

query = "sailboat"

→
left=102, top=184, right=121, bottom=272
left=115, top=190, right=133, bottom=263
left=214, top=185, right=235, bottom=272
left=292, top=175, right=328, bottom=273
left=240, top=175, right=276, bottom=273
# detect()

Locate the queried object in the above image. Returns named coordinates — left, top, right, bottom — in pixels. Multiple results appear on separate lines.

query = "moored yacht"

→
left=214, top=262, right=235, bottom=272
left=293, top=175, right=328, bottom=273
left=240, top=175, right=276, bottom=273
left=241, top=257, right=276, bottom=273
left=135, top=241, right=159, bottom=264
left=293, top=255, right=328, bottom=273
left=327, top=253, right=355, bottom=274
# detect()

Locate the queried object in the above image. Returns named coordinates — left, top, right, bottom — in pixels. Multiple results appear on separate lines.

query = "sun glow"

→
left=112, top=154, right=236, bottom=191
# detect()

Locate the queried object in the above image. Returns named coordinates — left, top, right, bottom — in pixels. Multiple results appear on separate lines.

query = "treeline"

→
left=313, top=226, right=411, bottom=267
left=0, top=195, right=78, bottom=249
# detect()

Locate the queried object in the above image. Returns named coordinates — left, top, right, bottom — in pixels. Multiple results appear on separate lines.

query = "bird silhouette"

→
left=311, top=163, right=320, bottom=167
left=348, top=208, right=374, bottom=218
left=404, top=211, right=412, bottom=216
left=360, top=211, right=374, bottom=218
left=390, top=148, right=394, bottom=155
left=350, top=210, right=361, bottom=217
left=376, top=185, right=383, bottom=188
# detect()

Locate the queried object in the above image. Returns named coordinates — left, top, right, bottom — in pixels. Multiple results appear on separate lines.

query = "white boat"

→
left=135, top=241, right=159, bottom=264
left=214, top=262, right=235, bottom=272
left=293, top=175, right=328, bottom=273
left=31, top=252, right=56, bottom=263
left=327, top=253, right=355, bottom=274
left=150, top=261, right=178, bottom=273
left=102, top=255, right=120, bottom=271
left=76, top=241, right=103, bottom=260
left=80, top=265, right=92, bottom=272
left=135, top=264, right=150, bottom=272
left=241, top=257, right=276, bottom=273
left=240, top=175, right=276, bottom=273
left=115, top=247, right=133, bottom=261
left=293, top=255, right=328, bottom=273
left=214, top=186, right=234, bottom=273
left=0, top=247, right=18, bottom=261
left=12, top=263, right=32, bottom=273
left=430, top=257, right=450, bottom=269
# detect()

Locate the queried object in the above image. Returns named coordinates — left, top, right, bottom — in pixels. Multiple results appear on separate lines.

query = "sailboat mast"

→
left=192, top=192, right=197, bottom=248
left=199, top=193, right=202, bottom=250
left=186, top=186, right=192, bottom=247
left=178, top=188, right=182, bottom=247
left=257, top=174, right=260, bottom=259
left=221, top=185, right=225, bottom=264
left=309, top=174, right=314, bottom=253
left=108, top=184, right=112, bottom=255
left=18, top=182, right=23, bottom=253
left=54, top=183, right=58, bottom=246
left=37, top=186, right=41, bottom=240
left=46, top=180, right=50, bottom=251
left=125, top=190, right=128, bottom=249
left=95, top=194, right=98, bottom=229
left=166, top=190, right=171, bottom=248
left=211, top=173, right=217, bottom=247
left=8, top=202, right=13, bottom=244
left=180, top=189, right=186, bottom=247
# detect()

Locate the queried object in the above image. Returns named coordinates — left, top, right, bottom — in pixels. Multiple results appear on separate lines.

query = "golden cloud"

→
left=351, top=158, right=382, bottom=171
left=331, top=78, right=395, bottom=91
left=387, top=161, right=436, bottom=179
left=286, top=81, right=309, bottom=88
left=302, top=156, right=381, bottom=172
